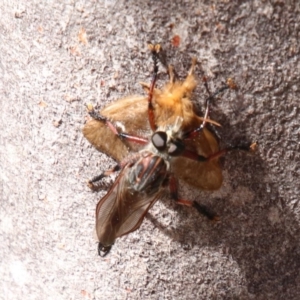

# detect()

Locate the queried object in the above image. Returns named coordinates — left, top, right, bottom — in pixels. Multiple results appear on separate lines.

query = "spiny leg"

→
left=147, top=43, right=161, bottom=132
left=203, top=78, right=237, bottom=125
left=206, top=141, right=257, bottom=162
left=89, top=164, right=121, bottom=184
left=168, top=176, right=219, bottom=221
left=150, top=43, right=175, bottom=83
left=86, top=105, right=148, bottom=145
left=183, top=78, right=236, bottom=139
left=88, top=164, right=121, bottom=191
left=88, top=152, right=143, bottom=190
left=178, top=141, right=257, bottom=162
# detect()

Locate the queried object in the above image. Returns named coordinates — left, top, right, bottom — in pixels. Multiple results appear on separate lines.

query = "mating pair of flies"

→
left=83, top=44, right=256, bottom=257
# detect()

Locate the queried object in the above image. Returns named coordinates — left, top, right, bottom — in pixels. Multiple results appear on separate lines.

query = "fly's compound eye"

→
left=152, top=131, right=167, bottom=151
left=98, top=243, right=112, bottom=257
left=168, top=140, right=185, bottom=156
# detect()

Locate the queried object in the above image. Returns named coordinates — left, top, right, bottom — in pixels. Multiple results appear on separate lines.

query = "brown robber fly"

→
left=84, top=46, right=227, bottom=190
left=83, top=44, right=256, bottom=256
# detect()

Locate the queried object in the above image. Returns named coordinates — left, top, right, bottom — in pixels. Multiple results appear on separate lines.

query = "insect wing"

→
left=172, top=126, right=222, bottom=190
left=172, top=157, right=222, bottom=190
left=95, top=165, right=162, bottom=248
left=83, top=95, right=149, bottom=162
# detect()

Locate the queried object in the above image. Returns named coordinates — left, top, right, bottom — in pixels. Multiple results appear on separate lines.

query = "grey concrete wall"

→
left=1, top=1, right=299, bottom=299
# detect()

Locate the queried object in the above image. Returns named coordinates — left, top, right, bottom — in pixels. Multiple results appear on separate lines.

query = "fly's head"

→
left=151, top=116, right=185, bottom=157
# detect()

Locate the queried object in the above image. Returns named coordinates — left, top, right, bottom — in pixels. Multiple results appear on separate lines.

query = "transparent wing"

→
left=95, top=166, right=162, bottom=247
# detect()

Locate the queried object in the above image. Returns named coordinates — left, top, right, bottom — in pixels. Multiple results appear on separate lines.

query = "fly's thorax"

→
left=128, top=151, right=169, bottom=194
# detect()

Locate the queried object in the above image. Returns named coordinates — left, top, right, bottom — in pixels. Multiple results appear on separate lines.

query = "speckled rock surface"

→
left=1, top=1, right=299, bottom=299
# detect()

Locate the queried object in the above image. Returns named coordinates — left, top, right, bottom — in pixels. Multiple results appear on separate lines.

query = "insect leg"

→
left=87, top=106, right=148, bottom=145
left=178, top=142, right=257, bottom=162
left=203, top=78, right=236, bottom=119
left=88, top=152, right=142, bottom=190
left=89, top=164, right=121, bottom=184
left=88, top=164, right=121, bottom=191
left=147, top=43, right=161, bottom=131
left=169, top=176, right=219, bottom=220
left=148, top=43, right=173, bottom=81
left=140, top=46, right=176, bottom=86
left=183, top=78, right=236, bottom=139
left=206, top=141, right=257, bottom=161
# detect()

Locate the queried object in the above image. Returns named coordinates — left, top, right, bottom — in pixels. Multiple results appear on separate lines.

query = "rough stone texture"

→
left=1, top=1, right=299, bottom=299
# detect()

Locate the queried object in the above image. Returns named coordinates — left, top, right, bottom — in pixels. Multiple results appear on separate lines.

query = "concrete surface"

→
left=1, top=1, right=299, bottom=299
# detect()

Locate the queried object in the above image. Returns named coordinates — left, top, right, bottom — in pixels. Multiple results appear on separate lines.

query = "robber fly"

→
left=83, top=45, right=232, bottom=190
left=83, top=44, right=256, bottom=256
